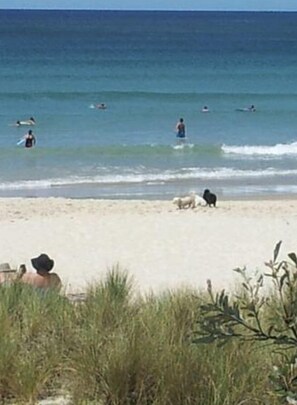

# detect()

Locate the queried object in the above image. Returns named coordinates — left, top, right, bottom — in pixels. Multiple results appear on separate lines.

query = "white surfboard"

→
left=16, top=138, right=25, bottom=146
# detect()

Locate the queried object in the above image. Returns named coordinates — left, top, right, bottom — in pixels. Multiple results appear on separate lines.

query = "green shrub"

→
left=197, top=241, right=297, bottom=404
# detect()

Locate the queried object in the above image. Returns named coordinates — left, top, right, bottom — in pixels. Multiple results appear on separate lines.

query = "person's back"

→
left=25, top=135, right=33, bottom=148
left=25, top=130, right=36, bottom=148
left=176, top=118, right=185, bottom=138
left=20, top=272, right=62, bottom=292
left=20, top=253, right=62, bottom=292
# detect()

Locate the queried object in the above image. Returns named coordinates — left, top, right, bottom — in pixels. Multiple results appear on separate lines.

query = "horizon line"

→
left=1, top=8, right=297, bottom=12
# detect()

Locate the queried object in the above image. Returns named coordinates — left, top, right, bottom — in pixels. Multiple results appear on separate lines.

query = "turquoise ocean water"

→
left=1, top=10, right=297, bottom=199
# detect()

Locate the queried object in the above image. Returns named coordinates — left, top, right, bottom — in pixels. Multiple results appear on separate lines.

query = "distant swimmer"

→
left=236, top=105, right=256, bottom=112
left=201, top=106, right=209, bottom=113
left=95, top=103, right=107, bottom=110
left=176, top=118, right=186, bottom=143
left=15, top=117, right=36, bottom=126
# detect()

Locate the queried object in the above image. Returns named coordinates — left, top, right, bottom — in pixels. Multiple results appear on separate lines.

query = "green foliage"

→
left=197, top=241, right=297, bottom=404
left=0, top=283, right=69, bottom=403
left=0, top=265, right=285, bottom=404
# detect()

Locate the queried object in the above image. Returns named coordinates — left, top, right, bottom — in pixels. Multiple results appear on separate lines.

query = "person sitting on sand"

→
left=20, top=253, right=62, bottom=292
left=0, top=263, right=26, bottom=285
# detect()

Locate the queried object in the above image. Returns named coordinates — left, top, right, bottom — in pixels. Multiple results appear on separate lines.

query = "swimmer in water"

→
left=236, top=105, right=256, bottom=112
left=15, top=117, right=36, bottom=126
left=95, top=103, right=107, bottom=110
left=201, top=106, right=209, bottom=113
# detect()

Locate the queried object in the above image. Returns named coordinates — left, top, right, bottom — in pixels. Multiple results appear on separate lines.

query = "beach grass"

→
left=0, top=268, right=281, bottom=404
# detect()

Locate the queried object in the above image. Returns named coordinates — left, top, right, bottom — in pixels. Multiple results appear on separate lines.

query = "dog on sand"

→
left=195, top=195, right=207, bottom=207
left=173, top=193, right=206, bottom=209
left=202, top=189, right=217, bottom=207
left=173, top=194, right=196, bottom=209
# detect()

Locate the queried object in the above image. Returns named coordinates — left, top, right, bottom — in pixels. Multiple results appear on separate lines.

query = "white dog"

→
left=173, top=195, right=195, bottom=209
left=195, top=195, right=207, bottom=207
left=173, top=193, right=206, bottom=209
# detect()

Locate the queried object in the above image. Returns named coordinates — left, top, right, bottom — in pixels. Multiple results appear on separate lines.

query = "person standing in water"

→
left=176, top=118, right=186, bottom=142
left=24, top=129, right=36, bottom=148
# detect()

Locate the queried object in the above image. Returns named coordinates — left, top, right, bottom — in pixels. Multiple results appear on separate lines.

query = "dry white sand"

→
left=0, top=197, right=296, bottom=295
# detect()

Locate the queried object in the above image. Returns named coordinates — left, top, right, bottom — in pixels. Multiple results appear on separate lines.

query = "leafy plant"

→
left=196, top=241, right=297, bottom=403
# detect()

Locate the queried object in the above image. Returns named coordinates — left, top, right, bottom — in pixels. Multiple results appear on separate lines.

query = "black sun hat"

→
left=31, top=254, right=54, bottom=273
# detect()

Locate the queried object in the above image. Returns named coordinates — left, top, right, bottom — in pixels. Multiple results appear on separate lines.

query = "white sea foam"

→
left=222, top=142, right=297, bottom=156
left=172, top=144, right=194, bottom=150
left=1, top=167, right=297, bottom=190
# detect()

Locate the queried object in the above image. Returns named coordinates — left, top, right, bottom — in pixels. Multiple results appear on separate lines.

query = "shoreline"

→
left=1, top=192, right=297, bottom=201
left=1, top=179, right=297, bottom=201
left=0, top=197, right=296, bottom=295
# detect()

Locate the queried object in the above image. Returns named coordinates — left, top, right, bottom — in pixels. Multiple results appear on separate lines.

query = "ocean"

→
left=1, top=10, right=297, bottom=199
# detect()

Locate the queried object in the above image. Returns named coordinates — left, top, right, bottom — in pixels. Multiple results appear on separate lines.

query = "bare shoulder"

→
left=49, top=272, right=62, bottom=290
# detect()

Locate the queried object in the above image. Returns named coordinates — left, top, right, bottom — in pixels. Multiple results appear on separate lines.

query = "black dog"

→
left=203, top=189, right=217, bottom=207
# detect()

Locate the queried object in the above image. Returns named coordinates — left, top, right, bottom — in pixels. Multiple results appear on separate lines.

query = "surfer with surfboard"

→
left=17, top=129, right=36, bottom=148
left=96, top=103, right=107, bottom=110
left=15, top=117, right=36, bottom=126
left=236, top=105, right=256, bottom=112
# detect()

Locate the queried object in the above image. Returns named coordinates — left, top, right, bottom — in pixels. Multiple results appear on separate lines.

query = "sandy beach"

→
left=0, top=197, right=296, bottom=295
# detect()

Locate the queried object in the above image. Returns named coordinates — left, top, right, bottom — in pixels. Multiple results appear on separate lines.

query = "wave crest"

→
left=222, top=141, right=297, bottom=156
left=1, top=167, right=297, bottom=190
